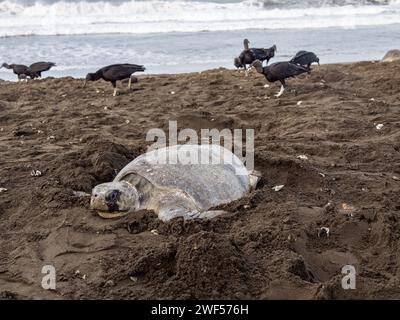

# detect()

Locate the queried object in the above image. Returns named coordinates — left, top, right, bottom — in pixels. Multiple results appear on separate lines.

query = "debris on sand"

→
left=297, top=101, right=303, bottom=105
left=375, top=123, right=384, bottom=130
left=318, top=227, right=330, bottom=238
left=0, top=188, right=7, bottom=193
left=323, top=201, right=335, bottom=214
left=393, top=176, right=400, bottom=181
left=30, top=169, right=42, bottom=177
left=296, top=155, right=308, bottom=160
left=150, top=229, right=159, bottom=235
left=272, top=185, right=284, bottom=192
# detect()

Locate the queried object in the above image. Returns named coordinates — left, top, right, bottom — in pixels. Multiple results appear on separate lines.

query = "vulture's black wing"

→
left=102, top=64, right=145, bottom=81
left=290, top=51, right=319, bottom=65
left=29, top=62, right=56, bottom=73
left=13, top=64, right=30, bottom=75
left=251, top=48, right=268, bottom=60
left=269, top=62, right=309, bottom=79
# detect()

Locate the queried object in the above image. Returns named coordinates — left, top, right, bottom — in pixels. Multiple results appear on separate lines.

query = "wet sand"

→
left=0, top=60, right=400, bottom=299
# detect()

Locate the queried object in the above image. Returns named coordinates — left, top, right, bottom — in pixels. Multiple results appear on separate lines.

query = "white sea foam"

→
left=0, top=0, right=399, bottom=37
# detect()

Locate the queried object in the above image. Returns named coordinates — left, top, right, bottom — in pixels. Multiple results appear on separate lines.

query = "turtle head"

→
left=90, top=181, right=140, bottom=219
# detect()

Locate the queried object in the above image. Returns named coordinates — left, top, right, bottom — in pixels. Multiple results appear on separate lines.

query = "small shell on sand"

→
left=297, top=101, right=303, bottom=105
left=341, top=203, right=356, bottom=212
left=30, top=170, right=42, bottom=177
left=0, top=188, right=7, bottom=193
left=375, top=124, right=384, bottom=130
left=296, top=155, right=308, bottom=160
left=272, top=185, right=284, bottom=192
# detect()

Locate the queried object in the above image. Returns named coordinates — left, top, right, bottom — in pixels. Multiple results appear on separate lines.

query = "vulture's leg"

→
left=112, top=81, right=118, bottom=97
left=275, top=80, right=286, bottom=97
left=244, top=64, right=251, bottom=77
left=128, top=75, right=133, bottom=89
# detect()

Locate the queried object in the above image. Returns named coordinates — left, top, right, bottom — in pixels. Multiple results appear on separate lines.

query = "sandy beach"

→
left=0, top=60, right=400, bottom=299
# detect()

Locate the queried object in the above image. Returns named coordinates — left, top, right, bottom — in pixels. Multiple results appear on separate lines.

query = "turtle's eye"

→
left=105, top=190, right=120, bottom=203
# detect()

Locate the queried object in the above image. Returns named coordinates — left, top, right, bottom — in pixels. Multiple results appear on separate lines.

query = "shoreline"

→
left=0, top=60, right=385, bottom=83
left=1, top=24, right=399, bottom=81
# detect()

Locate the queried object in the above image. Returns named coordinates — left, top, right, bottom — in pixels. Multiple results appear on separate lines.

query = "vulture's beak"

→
left=83, top=80, right=87, bottom=88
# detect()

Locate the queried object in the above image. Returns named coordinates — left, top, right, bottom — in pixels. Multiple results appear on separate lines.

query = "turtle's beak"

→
left=97, top=211, right=129, bottom=219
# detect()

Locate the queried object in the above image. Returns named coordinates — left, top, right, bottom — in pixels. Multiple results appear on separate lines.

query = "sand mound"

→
left=1, top=61, right=400, bottom=299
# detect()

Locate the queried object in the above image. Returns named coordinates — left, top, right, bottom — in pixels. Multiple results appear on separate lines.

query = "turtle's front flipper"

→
left=187, top=210, right=227, bottom=220
left=158, top=207, right=226, bottom=222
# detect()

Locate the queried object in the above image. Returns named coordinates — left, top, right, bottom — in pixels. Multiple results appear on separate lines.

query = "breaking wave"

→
left=0, top=0, right=399, bottom=37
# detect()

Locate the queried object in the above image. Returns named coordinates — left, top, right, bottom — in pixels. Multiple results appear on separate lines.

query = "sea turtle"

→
left=90, top=144, right=260, bottom=222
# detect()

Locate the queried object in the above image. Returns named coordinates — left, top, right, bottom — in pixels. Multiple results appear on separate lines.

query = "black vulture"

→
left=0, top=63, right=31, bottom=81
left=234, top=39, right=277, bottom=71
left=290, top=51, right=320, bottom=69
left=84, top=64, right=146, bottom=96
left=29, top=61, right=56, bottom=79
left=251, top=60, right=309, bottom=97
left=251, top=45, right=277, bottom=65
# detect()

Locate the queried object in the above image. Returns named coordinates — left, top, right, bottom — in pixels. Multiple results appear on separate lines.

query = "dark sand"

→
left=0, top=61, right=399, bottom=299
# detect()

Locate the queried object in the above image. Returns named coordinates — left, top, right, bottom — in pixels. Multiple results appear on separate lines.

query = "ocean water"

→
left=0, top=0, right=399, bottom=80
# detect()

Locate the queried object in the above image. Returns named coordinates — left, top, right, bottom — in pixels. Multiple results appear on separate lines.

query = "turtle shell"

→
left=114, top=144, right=250, bottom=210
